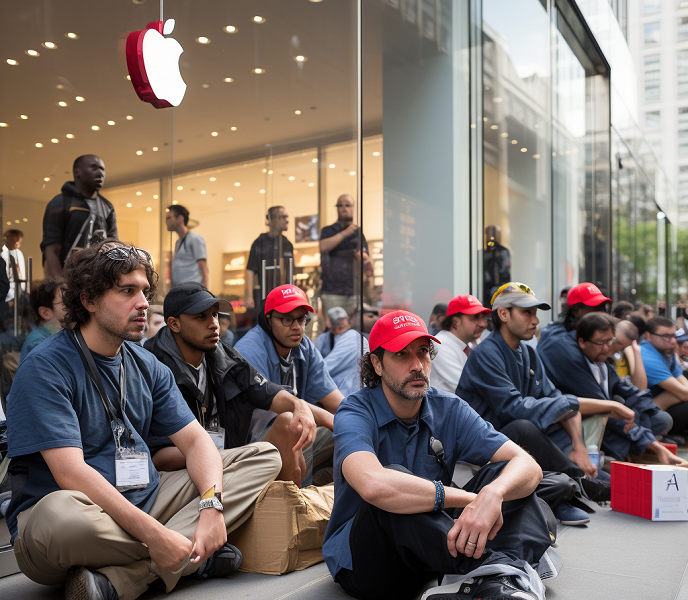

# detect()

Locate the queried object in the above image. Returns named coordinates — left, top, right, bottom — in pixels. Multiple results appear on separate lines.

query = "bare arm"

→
left=319, top=224, right=358, bottom=253
left=560, top=411, right=597, bottom=478
left=646, top=440, right=688, bottom=467
left=577, top=397, right=635, bottom=430
left=658, top=375, right=688, bottom=402
left=626, top=341, right=647, bottom=390
left=319, top=389, right=345, bottom=414
left=44, top=244, right=63, bottom=277
left=197, top=259, right=210, bottom=290
left=269, top=389, right=317, bottom=451
left=42, top=446, right=192, bottom=572
left=244, top=270, right=255, bottom=309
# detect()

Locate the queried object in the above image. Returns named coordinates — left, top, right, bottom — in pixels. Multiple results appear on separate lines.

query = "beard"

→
left=94, top=311, right=146, bottom=344
left=381, top=369, right=429, bottom=401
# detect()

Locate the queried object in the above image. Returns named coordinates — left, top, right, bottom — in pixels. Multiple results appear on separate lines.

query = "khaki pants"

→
left=582, top=415, right=608, bottom=449
left=13, top=443, right=281, bottom=600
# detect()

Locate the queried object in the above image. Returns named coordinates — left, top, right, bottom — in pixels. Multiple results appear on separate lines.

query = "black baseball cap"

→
left=163, top=282, right=231, bottom=322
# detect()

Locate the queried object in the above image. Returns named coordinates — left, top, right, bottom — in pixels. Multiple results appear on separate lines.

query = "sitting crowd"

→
left=2, top=239, right=688, bottom=600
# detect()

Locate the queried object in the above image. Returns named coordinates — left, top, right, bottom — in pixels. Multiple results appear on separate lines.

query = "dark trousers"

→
left=667, top=402, right=688, bottom=436
left=501, top=419, right=584, bottom=478
left=335, top=462, right=552, bottom=600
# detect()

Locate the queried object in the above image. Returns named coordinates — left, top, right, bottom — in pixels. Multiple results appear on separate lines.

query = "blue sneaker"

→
left=554, top=503, right=590, bottom=526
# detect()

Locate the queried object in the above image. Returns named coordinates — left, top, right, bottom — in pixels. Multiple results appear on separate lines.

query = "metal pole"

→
left=26, top=257, right=32, bottom=295
left=261, top=259, right=267, bottom=301
left=288, top=257, right=294, bottom=285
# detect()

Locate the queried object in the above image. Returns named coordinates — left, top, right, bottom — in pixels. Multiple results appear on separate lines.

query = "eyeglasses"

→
left=587, top=337, right=615, bottom=347
left=335, top=204, right=352, bottom=209
left=101, top=244, right=152, bottom=264
left=650, top=332, right=676, bottom=342
left=273, top=314, right=311, bottom=328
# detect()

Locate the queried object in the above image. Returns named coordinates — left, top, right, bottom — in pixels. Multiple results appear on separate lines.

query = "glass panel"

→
left=644, top=54, right=661, bottom=102
left=679, top=16, right=688, bottom=41
left=644, top=22, right=660, bottom=45
left=678, top=51, right=688, bottom=98
left=645, top=111, right=660, bottom=129
left=482, top=0, right=551, bottom=312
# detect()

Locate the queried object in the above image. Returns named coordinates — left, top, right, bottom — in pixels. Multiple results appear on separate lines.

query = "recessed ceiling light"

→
left=259, top=189, right=265, bottom=194
left=493, top=97, right=503, bottom=103
left=26, top=50, right=40, bottom=57
left=227, top=197, right=233, bottom=201
left=501, top=132, right=508, bottom=138
left=234, top=182, right=240, bottom=187
left=43, top=177, right=50, bottom=182
left=171, top=201, right=178, bottom=205
left=91, top=125, right=99, bottom=130
left=5, top=222, right=9, bottom=226
left=372, top=151, right=380, bottom=156
left=533, top=154, right=541, bottom=159
left=153, top=194, right=159, bottom=199
left=66, top=133, right=74, bottom=139
left=22, top=218, right=27, bottom=222
left=126, top=203, right=132, bottom=208
left=35, top=142, right=43, bottom=147
left=262, top=168, right=267, bottom=173
left=65, top=32, right=79, bottom=39
left=309, top=0, right=324, bottom=2
left=253, top=16, right=266, bottom=23
left=20, top=114, right=28, bottom=120
left=252, top=68, right=265, bottom=74
left=177, top=186, right=183, bottom=190
left=288, top=176, right=295, bottom=181
left=520, top=147, right=527, bottom=152
left=75, top=96, right=85, bottom=102
left=511, top=140, right=518, bottom=144
left=223, top=77, right=234, bottom=83
left=146, top=207, right=152, bottom=212
left=51, top=138, right=59, bottom=144
left=295, top=110, right=302, bottom=115
left=209, top=177, right=216, bottom=181
left=6, top=59, right=18, bottom=65
left=268, top=170, right=273, bottom=174
left=56, top=84, right=64, bottom=89
left=200, top=190, right=206, bottom=194
left=224, top=25, right=238, bottom=33
left=196, top=37, right=210, bottom=44
left=230, top=126, right=237, bottom=131
left=58, top=101, right=68, bottom=107
left=308, top=183, right=314, bottom=187
left=42, top=41, right=57, bottom=49
left=0, top=123, right=7, bottom=127
left=152, top=146, right=158, bottom=151
left=329, top=163, right=335, bottom=169
left=294, top=55, right=307, bottom=62
left=107, top=120, right=115, bottom=125
left=211, top=131, right=218, bottom=136
left=126, top=115, right=134, bottom=120
left=350, top=171, right=356, bottom=176
left=312, top=158, right=318, bottom=163
left=201, top=83, right=210, bottom=88
left=136, top=191, right=142, bottom=196
left=136, top=150, right=143, bottom=155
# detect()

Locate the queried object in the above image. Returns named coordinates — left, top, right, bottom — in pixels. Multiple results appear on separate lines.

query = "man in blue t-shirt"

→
left=5, top=240, right=281, bottom=600
left=640, top=315, right=688, bottom=437
left=323, top=310, right=550, bottom=600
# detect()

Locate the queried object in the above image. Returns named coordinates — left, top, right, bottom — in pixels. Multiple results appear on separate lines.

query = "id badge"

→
left=207, top=427, right=225, bottom=450
left=115, top=448, right=150, bottom=491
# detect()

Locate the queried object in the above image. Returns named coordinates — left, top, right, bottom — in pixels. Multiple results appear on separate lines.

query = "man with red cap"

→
left=235, top=284, right=343, bottom=485
left=323, top=310, right=551, bottom=600
left=430, top=295, right=491, bottom=393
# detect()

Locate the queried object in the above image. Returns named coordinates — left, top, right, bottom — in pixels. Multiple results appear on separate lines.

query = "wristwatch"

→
left=198, top=496, right=224, bottom=512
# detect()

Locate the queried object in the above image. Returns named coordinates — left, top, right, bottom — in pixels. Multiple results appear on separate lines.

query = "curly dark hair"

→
left=359, top=340, right=438, bottom=388
left=29, top=277, right=63, bottom=323
left=62, top=239, right=158, bottom=327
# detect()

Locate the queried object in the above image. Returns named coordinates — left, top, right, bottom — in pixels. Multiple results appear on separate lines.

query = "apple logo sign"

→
left=126, top=19, right=186, bottom=109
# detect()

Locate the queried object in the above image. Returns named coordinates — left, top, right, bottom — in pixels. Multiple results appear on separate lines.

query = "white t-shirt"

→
left=172, top=231, right=207, bottom=286
left=1, top=246, right=26, bottom=302
left=430, top=329, right=473, bottom=394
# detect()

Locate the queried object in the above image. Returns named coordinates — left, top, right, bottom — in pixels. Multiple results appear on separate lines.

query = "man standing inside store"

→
left=41, top=155, right=118, bottom=277
left=5, top=240, right=281, bottom=600
left=244, top=206, right=294, bottom=313
left=319, top=194, right=373, bottom=318
left=166, top=204, right=210, bottom=289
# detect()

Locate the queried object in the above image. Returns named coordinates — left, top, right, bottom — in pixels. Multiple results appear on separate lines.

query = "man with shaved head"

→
left=41, top=155, right=118, bottom=277
left=319, top=194, right=372, bottom=318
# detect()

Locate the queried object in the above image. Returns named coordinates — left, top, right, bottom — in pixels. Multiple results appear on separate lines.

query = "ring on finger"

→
left=466, top=541, right=477, bottom=547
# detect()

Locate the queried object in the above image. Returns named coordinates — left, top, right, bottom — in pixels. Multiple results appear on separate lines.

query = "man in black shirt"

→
left=319, top=195, right=372, bottom=319
left=245, top=206, right=294, bottom=313
left=41, top=155, right=118, bottom=277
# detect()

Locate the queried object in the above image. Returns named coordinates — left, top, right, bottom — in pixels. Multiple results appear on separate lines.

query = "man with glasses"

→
left=19, top=277, right=67, bottom=362
left=235, top=284, right=343, bottom=485
left=641, top=315, right=688, bottom=439
left=319, top=194, right=373, bottom=319
left=538, top=312, right=682, bottom=466
left=5, top=240, right=281, bottom=600
left=144, top=282, right=331, bottom=487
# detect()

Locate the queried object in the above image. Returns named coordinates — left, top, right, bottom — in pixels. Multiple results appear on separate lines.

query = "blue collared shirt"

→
left=640, top=339, right=682, bottom=386
left=322, top=384, right=507, bottom=578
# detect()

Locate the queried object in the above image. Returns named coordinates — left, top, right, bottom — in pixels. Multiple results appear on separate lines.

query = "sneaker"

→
left=663, top=434, right=687, bottom=446
left=472, top=575, right=538, bottom=600
left=554, top=502, right=590, bottom=526
left=579, top=477, right=611, bottom=502
left=195, top=543, right=242, bottom=580
left=65, top=566, right=117, bottom=600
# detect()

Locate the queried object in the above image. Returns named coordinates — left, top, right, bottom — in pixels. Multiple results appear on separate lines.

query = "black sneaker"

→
left=65, top=566, right=118, bottom=600
left=471, top=574, right=538, bottom=599
left=195, top=543, right=242, bottom=580
left=580, top=476, right=611, bottom=503
left=663, top=435, right=687, bottom=446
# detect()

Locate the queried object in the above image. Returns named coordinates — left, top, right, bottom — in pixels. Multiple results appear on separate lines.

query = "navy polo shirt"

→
left=322, top=384, right=507, bottom=578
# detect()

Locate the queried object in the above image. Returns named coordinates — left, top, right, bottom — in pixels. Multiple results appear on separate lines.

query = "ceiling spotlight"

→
left=107, top=120, right=115, bottom=125
left=253, top=16, right=266, bottom=23
left=43, top=177, right=50, bottom=181
left=262, top=168, right=267, bottom=173
left=294, top=55, right=307, bottom=62
left=295, top=110, right=302, bottom=115
left=288, top=176, right=295, bottom=181
left=65, top=32, right=79, bottom=39
left=177, top=186, right=183, bottom=190
left=230, top=126, right=237, bottom=131
left=511, top=140, right=518, bottom=144
left=223, top=77, right=234, bottom=83
left=268, top=170, right=273, bottom=174
left=234, top=182, right=241, bottom=187
left=0, top=123, right=7, bottom=127
left=66, top=133, right=74, bottom=139
left=6, top=59, right=18, bottom=65
left=126, top=115, right=134, bottom=120
left=20, top=115, right=28, bottom=120
left=125, top=75, right=131, bottom=80
left=493, top=97, right=503, bottom=103
left=171, top=200, right=178, bottom=205
left=490, top=125, right=498, bottom=130
left=259, top=189, right=265, bottom=194
left=227, top=197, right=233, bottom=201
left=520, top=147, right=527, bottom=152
left=136, top=191, right=142, bottom=196
left=308, top=183, right=314, bottom=187
left=42, top=41, right=57, bottom=49
left=372, top=151, right=380, bottom=156
left=349, top=171, right=356, bottom=176
left=136, top=150, right=143, bottom=155
left=153, top=194, right=159, bottom=199
left=312, top=158, right=318, bottom=163
left=58, top=101, right=68, bottom=107
left=211, top=131, right=218, bottom=136
left=210, top=177, right=217, bottom=181
left=35, top=143, right=43, bottom=148
left=201, top=83, right=209, bottom=88
left=224, top=25, right=238, bottom=33
left=533, top=154, right=541, bottom=159
left=51, top=138, right=59, bottom=143
left=152, top=146, right=158, bottom=151
left=91, top=125, right=99, bottom=130
left=501, top=132, right=508, bottom=138
left=196, top=36, right=210, bottom=44
left=329, top=163, right=335, bottom=169
left=26, top=50, right=40, bottom=57
left=146, top=207, right=152, bottom=212
left=252, top=67, right=265, bottom=74
left=200, top=190, right=206, bottom=195
left=126, top=203, right=132, bottom=208
left=309, top=0, right=324, bottom=2
left=75, top=96, right=85, bottom=102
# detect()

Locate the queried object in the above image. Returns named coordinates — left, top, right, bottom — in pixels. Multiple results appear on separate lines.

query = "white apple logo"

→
left=126, top=19, right=186, bottom=108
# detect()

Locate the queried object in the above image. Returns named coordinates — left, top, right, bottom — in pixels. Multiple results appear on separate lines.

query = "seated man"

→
left=314, top=306, right=369, bottom=397
left=541, top=282, right=611, bottom=343
left=19, top=277, right=67, bottom=362
left=235, top=284, right=343, bottom=484
left=324, top=310, right=552, bottom=600
left=537, top=312, right=681, bottom=466
left=610, top=318, right=648, bottom=390
left=640, top=316, right=688, bottom=438
left=458, top=282, right=602, bottom=481
left=145, top=282, right=327, bottom=486
left=5, top=241, right=281, bottom=600
left=430, top=294, right=490, bottom=393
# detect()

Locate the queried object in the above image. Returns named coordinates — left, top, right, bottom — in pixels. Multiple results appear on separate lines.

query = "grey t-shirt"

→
left=172, top=231, right=207, bottom=285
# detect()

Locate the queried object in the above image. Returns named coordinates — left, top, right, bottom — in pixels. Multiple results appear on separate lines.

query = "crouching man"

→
left=5, top=241, right=281, bottom=600
left=323, top=310, right=551, bottom=600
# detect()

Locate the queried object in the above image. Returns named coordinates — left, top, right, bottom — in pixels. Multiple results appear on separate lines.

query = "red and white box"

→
left=611, top=462, right=688, bottom=521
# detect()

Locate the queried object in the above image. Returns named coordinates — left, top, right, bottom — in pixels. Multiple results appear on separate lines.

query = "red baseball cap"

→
left=446, top=295, right=491, bottom=316
left=369, top=310, right=441, bottom=353
left=567, top=283, right=611, bottom=308
left=264, top=284, right=314, bottom=315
